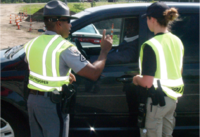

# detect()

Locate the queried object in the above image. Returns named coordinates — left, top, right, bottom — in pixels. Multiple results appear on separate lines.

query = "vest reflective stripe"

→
left=178, top=39, right=184, bottom=70
left=26, top=36, right=40, bottom=63
left=155, top=85, right=182, bottom=98
left=149, top=38, right=167, bottom=79
left=153, top=78, right=183, bottom=87
left=29, top=80, right=62, bottom=91
left=30, top=71, right=69, bottom=81
left=24, top=40, right=31, bottom=53
left=139, top=57, right=142, bottom=75
left=52, top=40, right=66, bottom=77
left=43, top=35, right=59, bottom=76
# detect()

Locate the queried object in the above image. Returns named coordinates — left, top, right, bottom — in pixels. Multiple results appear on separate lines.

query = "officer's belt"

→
left=30, top=89, right=51, bottom=96
left=148, top=90, right=167, bottom=97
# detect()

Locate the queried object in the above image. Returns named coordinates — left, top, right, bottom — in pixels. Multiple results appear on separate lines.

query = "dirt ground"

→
left=0, top=4, right=44, bottom=50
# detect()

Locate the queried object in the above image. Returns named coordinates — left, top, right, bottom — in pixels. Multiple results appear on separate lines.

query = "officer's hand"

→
left=133, top=75, right=142, bottom=86
left=100, top=29, right=113, bottom=54
left=133, top=76, right=138, bottom=86
left=69, top=73, right=76, bottom=84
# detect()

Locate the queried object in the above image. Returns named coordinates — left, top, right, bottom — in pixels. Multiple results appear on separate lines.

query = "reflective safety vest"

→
left=139, top=32, right=184, bottom=100
left=24, top=34, right=74, bottom=92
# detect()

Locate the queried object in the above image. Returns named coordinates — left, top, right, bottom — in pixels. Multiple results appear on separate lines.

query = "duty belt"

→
left=29, top=89, right=51, bottom=97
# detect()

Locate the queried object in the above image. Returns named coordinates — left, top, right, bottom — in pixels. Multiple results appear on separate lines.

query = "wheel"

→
left=1, top=107, right=30, bottom=137
left=1, top=118, right=14, bottom=137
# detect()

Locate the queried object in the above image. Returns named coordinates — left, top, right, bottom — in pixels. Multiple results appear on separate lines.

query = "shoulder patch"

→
left=80, top=54, right=86, bottom=62
left=68, top=46, right=80, bottom=56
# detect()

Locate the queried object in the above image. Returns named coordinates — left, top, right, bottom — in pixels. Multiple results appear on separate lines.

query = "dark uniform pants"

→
left=27, top=94, right=69, bottom=137
left=140, top=97, right=177, bottom=137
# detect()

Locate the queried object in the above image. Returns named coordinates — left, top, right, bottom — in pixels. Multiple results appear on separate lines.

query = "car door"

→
left=170, top=13, right=199, bottom=128
left=69, top=15, right=148, bottom=136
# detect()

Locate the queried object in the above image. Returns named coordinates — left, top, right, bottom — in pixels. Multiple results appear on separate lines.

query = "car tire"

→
left=1, top=108, right=30, bottom=137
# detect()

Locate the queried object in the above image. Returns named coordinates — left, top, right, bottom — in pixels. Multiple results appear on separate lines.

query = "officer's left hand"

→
left=133, top=76, right=138, bottom=86
left=133, top=75, right=142, bottom=86
left=69, top=73, right=76, bottom=84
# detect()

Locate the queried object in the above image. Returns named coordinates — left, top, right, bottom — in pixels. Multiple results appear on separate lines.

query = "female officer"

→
left=133, top=2, right=184, bottom=137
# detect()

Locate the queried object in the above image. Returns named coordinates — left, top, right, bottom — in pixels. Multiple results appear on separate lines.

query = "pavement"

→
left=0, top=4, right=44, bottom=49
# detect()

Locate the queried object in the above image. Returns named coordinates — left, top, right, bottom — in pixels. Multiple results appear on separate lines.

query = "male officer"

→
left=24, top=0, right=112, bottom=137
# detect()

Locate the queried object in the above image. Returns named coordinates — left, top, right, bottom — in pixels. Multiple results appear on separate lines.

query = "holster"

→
left=50, top=92, right=63, bottom=104
left=61, top=84, right=76, bottom=114
left=156, top=80, right=166, bottom=107
left=148, top=86, right=158, bottom=105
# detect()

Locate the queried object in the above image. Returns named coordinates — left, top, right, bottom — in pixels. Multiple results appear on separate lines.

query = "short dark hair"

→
left=125, top=18, right=139, bottom=37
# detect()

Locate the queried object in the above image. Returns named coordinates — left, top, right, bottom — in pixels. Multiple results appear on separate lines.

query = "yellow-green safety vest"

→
left=24, top=34, right=74, bottom=92
left=139, top=32, right=184, bottom=100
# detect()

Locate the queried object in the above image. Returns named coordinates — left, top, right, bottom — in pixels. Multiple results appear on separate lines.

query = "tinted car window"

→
left=171, top=14, right=199, bottom=63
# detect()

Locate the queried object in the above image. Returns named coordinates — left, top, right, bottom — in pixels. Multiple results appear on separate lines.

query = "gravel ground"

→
left=0, top=4, right=44, bottom=49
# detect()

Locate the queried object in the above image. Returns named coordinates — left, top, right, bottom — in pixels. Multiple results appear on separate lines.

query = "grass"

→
left=68, top=2, right=130, bottom=13
left=19, top=4, right=45, bottom=15
left=113, top=35, right=119, bottom=45
left=19, top=2, right=136, bottom=15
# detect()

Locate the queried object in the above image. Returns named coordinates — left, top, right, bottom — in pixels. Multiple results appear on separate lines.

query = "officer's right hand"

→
left=69, top=73, right=76, bottom=84
left=100, top=29, right=112, bottom=54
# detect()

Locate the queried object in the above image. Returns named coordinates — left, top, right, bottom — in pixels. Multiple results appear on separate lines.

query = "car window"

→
left=75, top=24, right=97, bottom=34
left=94, top=18, right=122, bottom=46
left=71, top=18, right=123, bottom=55
left=171, top=14, right=199, bottom=63
left=88, top=17, right=139, bottom=65
left=71, top=17, right=139, bottom=65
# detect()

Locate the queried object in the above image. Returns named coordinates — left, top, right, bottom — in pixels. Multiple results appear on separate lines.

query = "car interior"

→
left=73, top=17, right=140, bottom=65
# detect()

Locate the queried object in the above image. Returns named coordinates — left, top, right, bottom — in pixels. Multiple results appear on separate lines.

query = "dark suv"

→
left=1, top=3, right=199, bottom=137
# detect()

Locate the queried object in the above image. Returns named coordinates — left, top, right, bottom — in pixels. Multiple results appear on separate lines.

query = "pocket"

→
left=145, top=98, right=159, bottom=129
left=146, top=98, right=158, bottom=118
left=154, top=105, right=166, bottom=119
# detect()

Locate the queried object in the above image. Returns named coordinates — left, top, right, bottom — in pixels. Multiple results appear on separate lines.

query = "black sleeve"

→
left=141, top=44, right=156, bottom=76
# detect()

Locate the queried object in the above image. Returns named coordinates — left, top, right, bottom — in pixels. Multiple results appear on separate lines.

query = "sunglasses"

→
left=58, top=18, right=71, bottom=23
left=46, top=17, right=71, bottom=23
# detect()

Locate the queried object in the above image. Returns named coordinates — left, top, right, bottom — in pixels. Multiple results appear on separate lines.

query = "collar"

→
left=44, top=30, right=58, bottom=35
left=124, top=35, right=139, bottom=42
left=155, top=32, right=169, bottom=36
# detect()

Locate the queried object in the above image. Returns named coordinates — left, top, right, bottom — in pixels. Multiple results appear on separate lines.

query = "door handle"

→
left=116, top=76, right=134, bottom=83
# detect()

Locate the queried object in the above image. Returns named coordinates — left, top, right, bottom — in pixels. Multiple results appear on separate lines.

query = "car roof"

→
left=71, top=2, right=199, bottom=32
left=73, top=3, right=148, bottom=17
left=73, top=2, right=198, bottom=17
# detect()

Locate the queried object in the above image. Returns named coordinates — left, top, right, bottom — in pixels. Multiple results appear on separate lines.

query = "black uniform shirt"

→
left=141, top=33, right=164, bottom=76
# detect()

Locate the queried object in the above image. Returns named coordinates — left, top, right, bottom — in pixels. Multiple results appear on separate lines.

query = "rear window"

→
left=75, top=24, right=97, bottom=34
